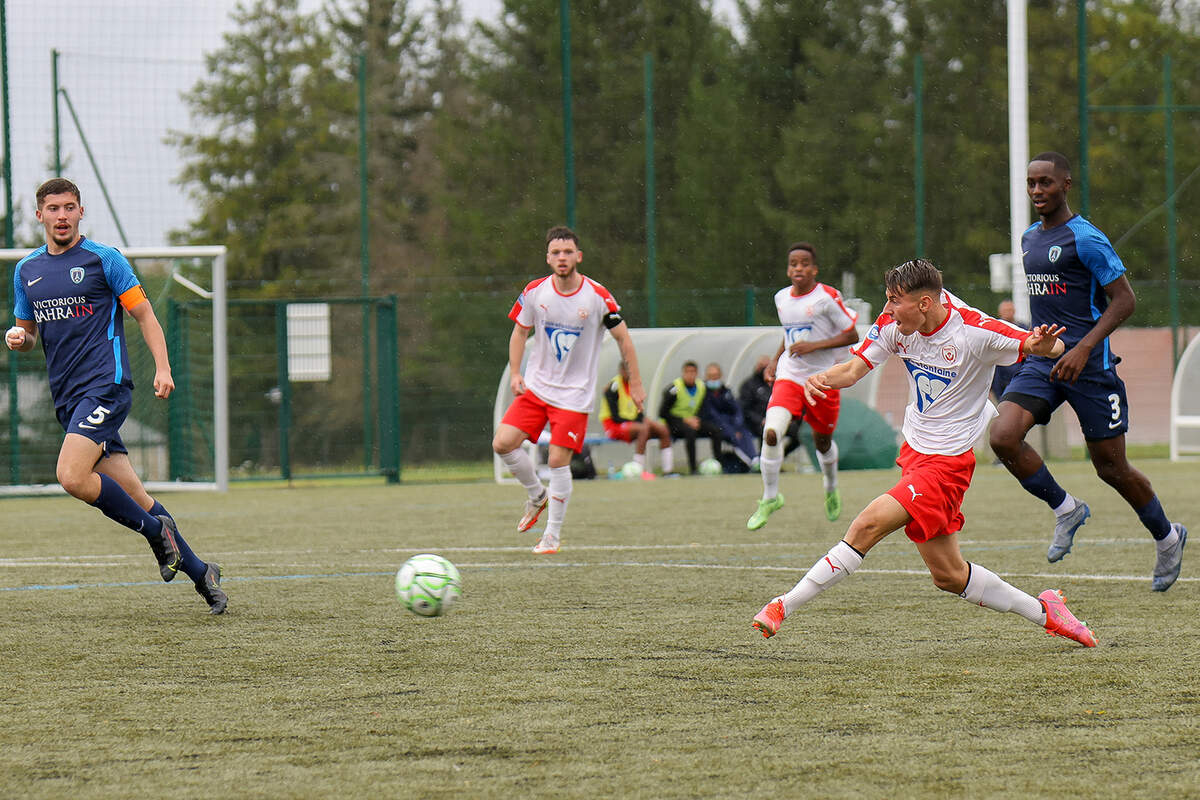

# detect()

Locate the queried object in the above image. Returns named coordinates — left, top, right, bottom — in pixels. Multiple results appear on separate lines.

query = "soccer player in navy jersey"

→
left=989, top=152, right=1186, bottom=591
left=6, top=178, right=226, bottom=613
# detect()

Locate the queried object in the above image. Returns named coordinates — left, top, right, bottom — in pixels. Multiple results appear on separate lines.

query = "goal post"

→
left=0, top=245, right=228, bottom=493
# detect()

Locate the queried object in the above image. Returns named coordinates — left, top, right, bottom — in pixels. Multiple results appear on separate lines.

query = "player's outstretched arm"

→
left=128, top=301, right=174, bottom=399
left=5, top=320, right=37, bottom=352
left=1023, top=324, right=1067, bottom=359
left=804, top=357, right=869, bottom=403
left=609, top=322, right=646, bottom=411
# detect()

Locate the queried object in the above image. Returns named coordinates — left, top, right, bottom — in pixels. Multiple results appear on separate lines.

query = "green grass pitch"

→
left=2, top=459, right=1198, bottom=798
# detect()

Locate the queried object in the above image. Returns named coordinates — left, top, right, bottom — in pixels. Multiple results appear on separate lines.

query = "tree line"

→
left=171, top=0, right=1200, bottom=418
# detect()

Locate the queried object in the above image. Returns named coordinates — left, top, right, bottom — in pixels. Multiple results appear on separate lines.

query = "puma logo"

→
left=567, top=431, right=578, bottom=441
left=908, top=484, right=922, bottom=501
left=823, top=556, right=841, bottom=573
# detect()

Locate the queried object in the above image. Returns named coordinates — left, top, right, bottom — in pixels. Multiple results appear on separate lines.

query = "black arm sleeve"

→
left=603, top=310, right=624, bottom=330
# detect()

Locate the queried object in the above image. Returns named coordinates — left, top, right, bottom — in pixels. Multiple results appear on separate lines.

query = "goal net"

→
left=0, top=246, right=227, bottom=494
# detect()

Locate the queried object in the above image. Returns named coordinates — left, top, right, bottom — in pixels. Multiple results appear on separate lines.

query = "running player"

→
left=492, top=226, right=647, bottom=554
left=747, top=242, right=859, bottom=530
left=752, top=258, right=1097, bottom=648
left=989, top=152, right=1186, bottom=591
left=6, top=178, right=226, bottom=614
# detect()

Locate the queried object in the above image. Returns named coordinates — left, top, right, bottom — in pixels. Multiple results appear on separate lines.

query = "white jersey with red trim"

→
left=773, top=283, right=859, bottom=384
left=852, top=290, right=1030, bottom=455
left=508, top=274, right=620, bottom=413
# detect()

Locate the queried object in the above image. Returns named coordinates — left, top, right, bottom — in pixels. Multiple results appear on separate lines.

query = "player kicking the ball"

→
left=492, top=226, right=647, bottom=554
left=747, top=242, right=859, bottom=530
left=753, top=259, right=1097, bottom=647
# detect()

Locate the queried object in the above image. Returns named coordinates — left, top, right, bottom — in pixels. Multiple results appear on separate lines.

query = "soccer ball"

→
left=621, top=461, right=643, bottom=479
left=698, top=457, right=723, bottom=476
left=395, top=554, right=461, bottom=617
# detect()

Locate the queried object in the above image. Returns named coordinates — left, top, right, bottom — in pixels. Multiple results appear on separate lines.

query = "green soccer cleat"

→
left=824, top=488, right=842, bottom=522
left=747, top=494, right=784, bottom=531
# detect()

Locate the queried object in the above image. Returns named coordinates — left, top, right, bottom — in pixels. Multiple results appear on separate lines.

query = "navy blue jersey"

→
left=1021, top=215, right=1125, bottom=372
left=12, top=237, right=147, bottom=414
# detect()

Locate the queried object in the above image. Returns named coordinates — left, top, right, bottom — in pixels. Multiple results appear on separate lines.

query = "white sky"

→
left=6, top=0, right=741, bottom=248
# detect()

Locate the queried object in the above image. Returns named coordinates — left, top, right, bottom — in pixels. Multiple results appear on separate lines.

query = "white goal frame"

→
left=0, top=245, right=228, bottom=493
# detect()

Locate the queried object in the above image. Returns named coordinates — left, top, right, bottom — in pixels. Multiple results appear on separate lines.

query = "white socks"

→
left=1052, top=494, right=1077, bottom=517
left=633, top=452, right=646, bottom=469
left=816, top=441, right=839, bottom=492
left=661, top=446, right=675, bottom=474
left=760, top=407, right=789, bottom=501
left=500, top=448, right=543, bottom=499
left=781, top=540, right=863, bottom=615
left=958, top=563, right=1044, bottom=624
left=544, top=465, right=572, bottom=539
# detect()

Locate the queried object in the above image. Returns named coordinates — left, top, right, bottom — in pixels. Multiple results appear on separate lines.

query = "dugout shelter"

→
left=493, top=324, right=888, bottom=482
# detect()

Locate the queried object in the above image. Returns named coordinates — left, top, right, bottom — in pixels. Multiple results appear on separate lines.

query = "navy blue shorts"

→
left=56, top=385, right=131, bottom=456
left=1002, top=358, right=1128, bottom=441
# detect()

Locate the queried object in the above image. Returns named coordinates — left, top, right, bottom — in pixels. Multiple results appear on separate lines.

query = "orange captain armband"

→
left=119, top=284, right=149, bottom=311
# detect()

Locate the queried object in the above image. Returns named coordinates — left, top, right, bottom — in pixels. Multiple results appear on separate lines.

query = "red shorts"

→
left=501, top=391, right=590, bottom=453
left=767, top=379, right=840, bottom=436
left=885, top=443, right=976, bottom=543
left=603, top=419, right=637, bottom=443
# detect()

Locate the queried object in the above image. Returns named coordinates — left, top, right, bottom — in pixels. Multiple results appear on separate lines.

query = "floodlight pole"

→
left=1007, top=0, right=1031, bottom=324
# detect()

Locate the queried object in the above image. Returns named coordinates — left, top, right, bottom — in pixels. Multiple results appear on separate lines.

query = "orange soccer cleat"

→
left=752, top=598, right=785, bottom=639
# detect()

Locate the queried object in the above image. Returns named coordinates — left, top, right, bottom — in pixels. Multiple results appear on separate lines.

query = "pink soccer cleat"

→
left=752, top=598, right=785, bottom=639
left=1038, top=589, right=1097, bottom=647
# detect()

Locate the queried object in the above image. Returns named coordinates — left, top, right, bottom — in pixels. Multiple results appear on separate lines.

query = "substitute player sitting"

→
left=6, top=178, right=226, bottom=614
left=748, top=242, right=859, bottom=530
left=752, top=259, right=1097, bottom=648
left=600, top=359, right=674, bottom=478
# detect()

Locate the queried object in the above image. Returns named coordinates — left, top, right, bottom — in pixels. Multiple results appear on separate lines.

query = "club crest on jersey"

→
left=1048, top=245, right=1062, bottom=263
left=70, top=267, right=85, bottom=284
left=866, top=324, right=880, bottom=342
left=785, top=325, right=812, bottom=346
left=903, top=361, right=952, bottom=412
left=544, top=324, right=582, bottom=362
left=577, top=308, right=589, bottom=319
left=942, top=344, right=957, bottom=363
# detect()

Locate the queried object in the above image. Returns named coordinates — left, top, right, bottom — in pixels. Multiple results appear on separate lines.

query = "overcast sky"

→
left=6, top=0, right=740, bottom=248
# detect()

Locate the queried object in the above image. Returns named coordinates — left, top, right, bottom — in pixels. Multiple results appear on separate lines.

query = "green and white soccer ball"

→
left=395, top=553, right=462, bottom=617
left=698, top=457, right=723, bottom=476
left=621, top=460, right=643, bottom=479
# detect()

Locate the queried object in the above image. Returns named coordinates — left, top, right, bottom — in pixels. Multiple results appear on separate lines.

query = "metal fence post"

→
left=275, top=302, right=292, bottom=481
left=376, top=296, right=401, bottom=483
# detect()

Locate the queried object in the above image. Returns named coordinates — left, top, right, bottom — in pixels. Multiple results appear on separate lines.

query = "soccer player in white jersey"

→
left=747, top=242, right=859, bottom=530
left=752, top=259, right=1099, bottom=648
left=492, top=226, right=647, bottom=554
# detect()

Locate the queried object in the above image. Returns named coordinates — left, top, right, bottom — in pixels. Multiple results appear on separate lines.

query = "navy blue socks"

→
left=93, top=474, right=162, bottom=539
left=1017, top=465, right=1068, bottom=509
left=1136, top=496, right=1172, bottom=540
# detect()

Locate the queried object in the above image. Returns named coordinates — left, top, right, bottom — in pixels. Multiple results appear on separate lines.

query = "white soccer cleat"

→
left=517, top=490, right=549, bottom=533
left=532, top=532, right=560, bottom=555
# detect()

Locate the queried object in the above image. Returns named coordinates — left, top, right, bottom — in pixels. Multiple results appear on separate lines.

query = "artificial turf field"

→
left=2, top=458, right=1198, bottom=798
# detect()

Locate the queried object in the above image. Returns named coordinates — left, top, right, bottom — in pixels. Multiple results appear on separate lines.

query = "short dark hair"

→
left=545, top=225, right=580, bottom=248
left=36, top=178, right=81, bottom=208
left=788, top=241, right=817, bottom=262
left=885, top=259, right=943, bottom=298
left=682, top=360, right=698, bottom=370
left=1031, top=151, right=1071, bottom=175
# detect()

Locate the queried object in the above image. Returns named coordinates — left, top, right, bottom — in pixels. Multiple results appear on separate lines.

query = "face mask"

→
left=705, top=379, right=723, bottom=390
